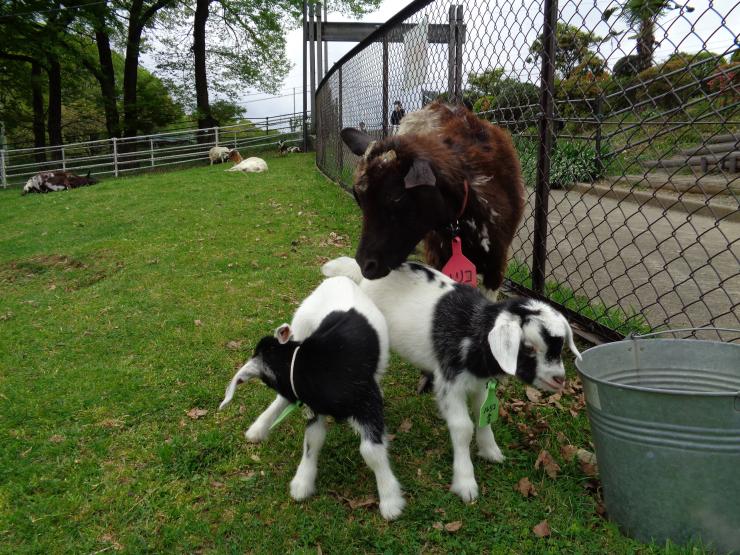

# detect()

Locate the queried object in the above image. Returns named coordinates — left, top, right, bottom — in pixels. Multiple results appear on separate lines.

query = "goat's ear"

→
left=341, top=127, right=372, bottom=156
left=219, top=359, right=261, bottom=410
left=404, top=159, right=436, bottom=189
left=488, top=312, right=521, bottom=375
left=564, top=318, right=582, bottom=361
left=275, top=323, right=292, bottom=344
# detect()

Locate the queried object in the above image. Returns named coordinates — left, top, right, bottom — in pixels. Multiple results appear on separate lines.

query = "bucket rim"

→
left=575, top=338, right=740, bottom=398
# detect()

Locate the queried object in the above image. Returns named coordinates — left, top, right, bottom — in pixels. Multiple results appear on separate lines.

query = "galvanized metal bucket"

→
left=575, top=329, right=740, bottom=553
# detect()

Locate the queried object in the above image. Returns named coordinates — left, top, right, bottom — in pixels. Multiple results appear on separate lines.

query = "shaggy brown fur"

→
left=228, top=149, right=243, bottom=164
left=341, top=101, right=525, bottom=292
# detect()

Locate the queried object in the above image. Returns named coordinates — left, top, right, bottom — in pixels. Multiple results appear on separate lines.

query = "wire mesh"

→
left=315, top=0, right=739, bottom=342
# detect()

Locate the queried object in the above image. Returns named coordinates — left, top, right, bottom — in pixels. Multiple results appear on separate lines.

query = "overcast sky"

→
left=142, top=0, right=738, bottom=122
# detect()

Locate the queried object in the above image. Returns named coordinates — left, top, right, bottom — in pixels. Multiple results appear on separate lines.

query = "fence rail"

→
left=314, top=0, right=739, bottom=342
left=0, top=112, right=308, bottom=189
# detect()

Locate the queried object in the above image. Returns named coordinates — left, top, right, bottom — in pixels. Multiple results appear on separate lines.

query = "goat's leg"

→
left=356, top=419, right=405, bottom=520
left=471, top=382, right=505, bottom=463
left=245, top=394, right=291, bottom=442
left=290, top=415, right=328, bottom=501
left=436, top=378, right=478, bottom=502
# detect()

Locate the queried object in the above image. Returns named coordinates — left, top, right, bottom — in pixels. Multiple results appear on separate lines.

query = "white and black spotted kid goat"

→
left=219, top=276, right=405, bottom=520
left=321, top=257, right=581, bottom=503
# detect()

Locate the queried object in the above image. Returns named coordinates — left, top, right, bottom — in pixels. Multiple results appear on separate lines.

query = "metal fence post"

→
left=266, top=117, right=269, bottom=135
left=302, top=0, right=309, bottom=151
left=150, top=138, right=155, bottom=167
left=338, top=66, right=343, bottom=180
left=309, top=2, right=316, bottom=134
left=382, top=34, right=389, bottom=138
left=112, top=137, right=119, bottom=177
left=594, top=93, right=603, bottom=176
left=215, top=126, right=220, bottom=146
left=61, top=146, right=66, bottom=171
left=531, top=0, right=558, bottom=294
left=454, top=5, right=464, bottom=104
left=447, top=6, right=456, bottom=100
left=0, top=149, right=6, bottom=188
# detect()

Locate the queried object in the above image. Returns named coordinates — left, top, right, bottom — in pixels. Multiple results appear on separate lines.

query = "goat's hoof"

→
left=244, top=425, right=268, bottom=443
left=450, top=478, right=479, bottom=502
left=478, top=445, right=505, bottom=463
left=290, top=478, right=316, bottom=501
left=379, top=496, right=406, bottom=520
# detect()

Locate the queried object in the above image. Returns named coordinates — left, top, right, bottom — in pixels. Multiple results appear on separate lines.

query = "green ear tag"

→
left=269, top=401, right=303, bottom=430
left=478, top=380, right=499, bottom=427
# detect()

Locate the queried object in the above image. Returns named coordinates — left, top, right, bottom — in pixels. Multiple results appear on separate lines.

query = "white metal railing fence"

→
left=0, top=112, right=310, bottom=189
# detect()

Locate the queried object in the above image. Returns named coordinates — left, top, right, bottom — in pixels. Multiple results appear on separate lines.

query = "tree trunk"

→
left=636, top=18, right=655, bottom=71
left=95, top=27, right=121, bottom=138
left=194, top=0, right=218, bottom=139
left=46, top=54, right=63, bottom=159
left=30, top=61, right=47, bottom=162
left=122, top=4, right=144, bottom=139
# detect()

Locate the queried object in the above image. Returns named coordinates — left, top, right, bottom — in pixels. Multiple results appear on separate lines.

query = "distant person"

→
left=359, top=121, right=367, bottom=133
left=390, top=100, right=405, bottom=133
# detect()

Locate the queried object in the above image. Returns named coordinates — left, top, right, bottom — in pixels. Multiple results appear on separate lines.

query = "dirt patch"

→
left=3, top=254, right=86, bottom=277
left=1, top=252, right=123, bottom=289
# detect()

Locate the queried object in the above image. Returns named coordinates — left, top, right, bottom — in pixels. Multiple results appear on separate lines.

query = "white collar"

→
left=289, top=346, right=301, bottom=399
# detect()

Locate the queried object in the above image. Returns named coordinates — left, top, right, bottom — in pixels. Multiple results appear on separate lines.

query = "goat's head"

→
left=340, top=127, right=453, bottom=279
left=228, top=149, right=242, bottom=163
left=218, top=324, right=298, bottom=409
left=488, top=301, right=581, bottom=392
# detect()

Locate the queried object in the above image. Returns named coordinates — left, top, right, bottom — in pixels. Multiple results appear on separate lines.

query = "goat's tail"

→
left=321, top=256, right=363, bottom=284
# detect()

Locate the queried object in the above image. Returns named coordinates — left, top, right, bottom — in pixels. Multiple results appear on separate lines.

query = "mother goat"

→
left=340, top=101, right=525, bottom=298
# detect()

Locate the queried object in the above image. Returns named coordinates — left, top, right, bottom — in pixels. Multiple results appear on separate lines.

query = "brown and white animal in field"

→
left=23, top=170, right=98, bottom=195
left=228, top=149, right=243, bottom=164
left=226, top=156, right=268, bottom=173
left=278, top=140, right=302, bottom=155
left=209, top=146, right=232, bottom=165
left=340, top=101, right=525, bottom=300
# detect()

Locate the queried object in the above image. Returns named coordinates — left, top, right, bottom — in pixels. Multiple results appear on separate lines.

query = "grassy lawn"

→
left=0, top=154, right=703, bottom=554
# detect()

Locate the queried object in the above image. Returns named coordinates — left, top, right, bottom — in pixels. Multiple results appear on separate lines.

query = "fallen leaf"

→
left=226, top=340, right=243, bottom=350
left=560, top=444, right=578, bottom=460
left=210, top=480, right=225, bottom=489
left=580, top=461, right=599, bottom=477
left=444, top=521, right=463, bottom=532
left=432, top=522, right=443, bottom=531
left=98, top=418, right=124, bottom=429
left=595, top=501, right=607, bottom=517
left=583, top=479, right=601, bottom=494
left=239, top=404, right=246, bottom=414
left=533, top=519, right=551, bottom=538
left=386, top=433, right=396, bottom=441
left=525, top=386, right=542, bottom=403
left=250, top=454, right=260, bottom=463
left=576, top=448, right=597, bottom=465
left=534, top=450, right=560, bottom=479
left=49, top=434, right=65, bottom=443
left=516, top=477, right=538, bottom=498
left=434, top=507, right=446, bottom=516
left=48, top=283, right=57, bottom=291
left=569, top=408, right=580, bottom=418
left=194, top=319, right=203, bottom=326
left=398, top=418, right=413, bottom=433
left=556, top=431, right=567, bottom=444
left=348, top=496, right=377, bottom=509
left=187, top=408, right=208, bottom=419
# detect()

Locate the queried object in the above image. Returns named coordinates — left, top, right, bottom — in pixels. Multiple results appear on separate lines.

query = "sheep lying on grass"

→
left=219, top=276, right=405, bottom=520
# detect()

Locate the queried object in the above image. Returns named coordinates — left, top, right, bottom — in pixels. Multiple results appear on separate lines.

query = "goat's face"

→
left=488, top=303, right=581, bottom=392
left=341, top=128, right=450, bottom=279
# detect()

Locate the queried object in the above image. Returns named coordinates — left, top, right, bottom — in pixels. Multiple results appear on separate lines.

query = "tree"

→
left=602, top=0, right=693, bottom=72
left=529, top=23, right=603, bottom=79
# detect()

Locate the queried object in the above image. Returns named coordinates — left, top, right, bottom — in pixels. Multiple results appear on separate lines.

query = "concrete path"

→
left=511, top=187, right=739, bottom=339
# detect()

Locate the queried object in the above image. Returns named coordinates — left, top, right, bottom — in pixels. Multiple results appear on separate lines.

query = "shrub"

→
left=707, top=62, right=740, bottom=106
left=613, top=55, right=643, bottom=79
left=514, top=137, right=605, bottom=189
left=473, top=81, right=539, bottom=131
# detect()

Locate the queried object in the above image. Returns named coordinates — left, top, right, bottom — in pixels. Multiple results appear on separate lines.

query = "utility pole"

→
left=293, top=87, right=296, bottom=115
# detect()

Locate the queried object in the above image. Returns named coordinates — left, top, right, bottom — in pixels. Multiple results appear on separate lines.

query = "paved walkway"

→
left=511, top=187, right=739, bottom=339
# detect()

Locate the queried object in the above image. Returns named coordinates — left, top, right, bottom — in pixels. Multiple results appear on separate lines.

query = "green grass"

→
left=0, top=154, right=702, bottom=554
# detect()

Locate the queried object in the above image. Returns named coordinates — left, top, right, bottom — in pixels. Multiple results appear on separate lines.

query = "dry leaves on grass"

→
left=49, top=434, right=65, bottom=443
left=515, top=477, right=538, bottom=498
left=398, top=418, right=413, bottom=433
left=444, top=521, right=463, bottom=533
left=194, top=319, right=203, bottom=327
left=320, top=232, right=349, bottom=248
left=187, top=408, right=208, bottom=420
left=533, top=520, right=551, bottom=538
left=534, top=449, right=560, bottom=479
left=560, top=444, right=578, bottom=460
left=331, top=492, right=378, bottom=510
left=577, top=448, right=598, bottom=477
left=525, top=386, right=542, bottom=403
left=226, top=340, right=244, bottom=350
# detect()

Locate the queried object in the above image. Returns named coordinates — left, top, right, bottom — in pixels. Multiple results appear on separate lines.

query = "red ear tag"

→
left=442, top=236, right=477, bottom=287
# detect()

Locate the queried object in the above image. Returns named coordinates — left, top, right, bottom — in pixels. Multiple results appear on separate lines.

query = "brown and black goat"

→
left=23, top=170, right=99, bottom=195
left=340, top=101, right=525, bottom=299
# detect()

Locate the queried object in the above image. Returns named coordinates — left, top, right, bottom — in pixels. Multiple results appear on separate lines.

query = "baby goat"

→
left=278, top=140, right=302, bottom=155
left=219, top=276, right=405, bottom=520
left=321, top=257, right=580, bottom=503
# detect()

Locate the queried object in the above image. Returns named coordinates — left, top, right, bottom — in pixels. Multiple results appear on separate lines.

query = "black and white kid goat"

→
left=319, top=257, right=581, bottom=503
left=219, top=276, right=405, bottom=520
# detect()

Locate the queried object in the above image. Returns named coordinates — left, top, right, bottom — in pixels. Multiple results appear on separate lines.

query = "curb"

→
left=572, top=182, right=738, bottom=223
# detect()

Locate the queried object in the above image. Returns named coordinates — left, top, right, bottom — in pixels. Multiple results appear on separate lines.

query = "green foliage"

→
left=207, top=100, right=247, bottom=125
left=472, top=72, right=539, bottom=131
left=515, top=137, right=605, bottom=188
left=529, top=23, right=603, bottom=79
left=613, top=55, right=643, bottom=78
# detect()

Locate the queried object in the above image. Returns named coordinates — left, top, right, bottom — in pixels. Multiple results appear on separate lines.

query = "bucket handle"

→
left=627, top=326, right=740, bottom=340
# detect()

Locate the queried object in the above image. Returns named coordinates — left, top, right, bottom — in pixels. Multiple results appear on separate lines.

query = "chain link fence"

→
left=315, top=0, right=739, bottom=342
left=1, top=113, right=306, bottom=189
